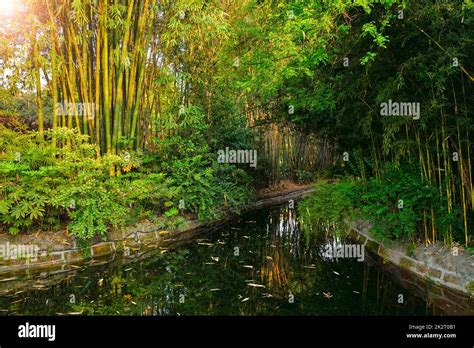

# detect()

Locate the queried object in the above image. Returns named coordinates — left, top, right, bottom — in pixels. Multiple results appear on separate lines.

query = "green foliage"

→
left=1, top=0, right=471, bottom=251
left=145, top=105, right=254, bottom=221
left=0, top=127, right=124, bottom=236
left=300, top=164, right=462, bottom=243
left=294, top=169, right=316, bottom=184
left=165, top=155, right=221, bottom=220
left=298, top=180, right=357, bottom=237
left=51, top=177, right=127, bottom=240
left=354, top=164, right=460, bottom=241
left=466, top=281, right=474, bottom=294
left=226, top=0, right=471, bottom=247
left=0, top=124, right=254, bottom=239
left=160, top=154, right=253, bottom=221
left=108, top=173, right=178, bottom=217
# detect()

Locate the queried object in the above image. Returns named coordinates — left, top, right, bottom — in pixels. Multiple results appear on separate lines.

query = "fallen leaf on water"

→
left=247, top=283, right=265, bottom=288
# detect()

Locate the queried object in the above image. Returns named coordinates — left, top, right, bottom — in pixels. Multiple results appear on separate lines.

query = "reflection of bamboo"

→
left=362, top=263, right=369, bottom=311
left=381, top=275, right=389, bottom=313
left=259, top=207, right=312, bottom=300
left=260, top=236, right=288, bottom=298
left=259, top=208, right=294, bottom=297
left=376, top=268, right=380, bottom=304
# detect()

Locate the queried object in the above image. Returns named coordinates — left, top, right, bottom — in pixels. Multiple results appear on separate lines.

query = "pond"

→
left=0, top=203, right=468, bottom=315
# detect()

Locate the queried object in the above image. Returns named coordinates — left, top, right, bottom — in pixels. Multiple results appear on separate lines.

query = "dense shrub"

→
left=0, top=125, right=254, bottom=240
left=355, top=164, right=462, bottom=243
left=300, top=164, right=462, bottom=244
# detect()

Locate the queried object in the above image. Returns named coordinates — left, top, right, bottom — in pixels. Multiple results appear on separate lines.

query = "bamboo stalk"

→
left=31, top=18, right=43, bottom=136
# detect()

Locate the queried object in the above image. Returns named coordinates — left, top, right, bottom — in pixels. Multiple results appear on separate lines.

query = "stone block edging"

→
left=347, top=225, right=473, bottom=296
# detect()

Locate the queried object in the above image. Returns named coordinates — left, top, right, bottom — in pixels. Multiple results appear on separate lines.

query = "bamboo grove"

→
left=219, top=0, right=474, bottom=247
left=0, top=0, right=473, bottom=247
left=13, top=0, right=231, bottom=156
left=328, top=0, right=474, bottom=247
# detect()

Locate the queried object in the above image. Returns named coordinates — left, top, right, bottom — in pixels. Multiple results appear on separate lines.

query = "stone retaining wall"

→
left=347, top=221, right=473, bottom=296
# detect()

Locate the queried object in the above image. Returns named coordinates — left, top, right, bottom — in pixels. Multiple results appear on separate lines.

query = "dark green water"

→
left=0, top=204, right=453, bottom=315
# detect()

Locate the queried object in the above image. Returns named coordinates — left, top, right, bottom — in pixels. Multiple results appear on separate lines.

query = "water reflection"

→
left=0, top=204, right=471, bottom=315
